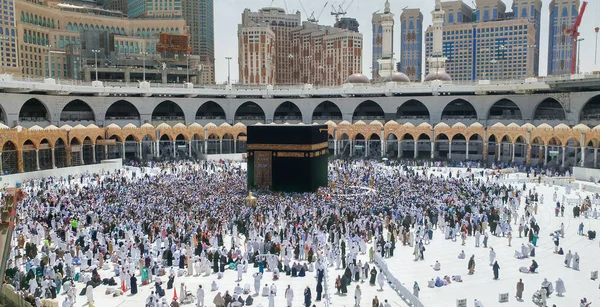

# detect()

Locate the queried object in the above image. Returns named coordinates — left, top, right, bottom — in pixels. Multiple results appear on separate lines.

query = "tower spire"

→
left=425, top=0, right=451, bottom=81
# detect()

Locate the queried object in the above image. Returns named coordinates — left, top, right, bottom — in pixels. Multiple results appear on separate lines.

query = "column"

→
left=92, top=145, right=96, bottom=163
left=465, top=142, right=469, bottom=160
left=139, top=142, right=143, bottom=159
left=397, top=140, right=402, bottom=158
left=334, top=139, right=338, bottom=155
left=430, top=141, right=434, bottom=159
left=365, top=140, right=368, bottom=157
left=233, top=140, right=237, bottom=154
left=17, top=150, right=23, bottom=173
left=544, top=145, right=548, bottom=166
left=595, top=148, right=598, bottom=168
left=219, top=139, right=223, bottom=154
left=448, top=142, right=452, bottom=160
left=349, top=141, right=353, bottom=157
left=80, top=147, right=85, bottom=165
left=496, top=143, right=501, bottom=161
left=172, top=141, right=176, bottom=157
left=561, top=146, right=566, bottom=167
left=581, top=146, right=585, bottom=167
left=51, top=148, right=56, bottom=169
left=511, top=143, right=516, bottom=163
left=121, top=142, right=125, bottom=159
left=35, top=149, right=40, bottom=171
left=526, top=145, right=532, bottom=165
left=414, top=141, right=418, bottom=159
left=0, top=152, right=3, bottom=173
left=381, top=140, right=385, bottom=157
left=482, top=143, right=488, bottom=161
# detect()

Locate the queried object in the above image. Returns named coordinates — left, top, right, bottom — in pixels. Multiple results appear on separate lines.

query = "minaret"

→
left=425, top=0, right=451, bottom=81
left=376, top=0, right=396, bottom=81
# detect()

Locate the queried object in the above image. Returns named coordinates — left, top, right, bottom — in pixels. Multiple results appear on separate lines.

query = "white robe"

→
left=555, top=278, right=566, bottom=295
left=268, top=292, right=275, bottom=307
left=86, top=285, right=94, bottom=304
left=196, top=287, right=204, bottom=306
left=285, top=288, right=294, bottom=306
left=377, top=272, right=384, bottom=289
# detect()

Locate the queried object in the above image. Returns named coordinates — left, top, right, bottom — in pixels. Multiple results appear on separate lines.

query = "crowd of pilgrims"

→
left=1, top=159, right=554, bottom=307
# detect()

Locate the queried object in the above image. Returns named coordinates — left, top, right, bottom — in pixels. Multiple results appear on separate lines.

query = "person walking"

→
left=492, top=261, right=500, bottom=280
left=468, top=255, right=475, bottom=275
left=413, top=281, right=420, bottom=298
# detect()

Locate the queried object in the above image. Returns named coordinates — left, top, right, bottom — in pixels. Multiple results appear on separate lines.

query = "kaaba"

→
left=247, top=125, right=329, bottom=192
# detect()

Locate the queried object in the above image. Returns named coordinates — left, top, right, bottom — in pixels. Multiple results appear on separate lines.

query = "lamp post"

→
left=184, top=53, right=190, bottom=83
left=225, top=56, right=232, bottom=86
left=577, top=38, right=585, bottom=74
left=92, top=49, right=100, bottom=81
left=140, top=52, right=148, bottom=81
left=305, top=56, right=312, bottom=84
left=0, top=36, right=9, bottom=74
left=288, top=54, right=295, bottom=85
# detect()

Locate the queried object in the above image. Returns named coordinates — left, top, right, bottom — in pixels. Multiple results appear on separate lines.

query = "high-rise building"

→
left=425, top=0, right=540, bottom=81
left=335, top=17, right=359, bottom=33
left=372, top=0, right=395, bottom=81
left=241, top=8, right=301, bottom=85
left=548, top=0, right=580, bottom=75
left=237, top=24, right=275, bottom=85
left=512, top=0, right=542, bottom=75
left=182, top=0, right=214, bottom=84
left=106, top=0, right=128, bottom=15
left=0, top=0, right=17, bottom=74
left=128, top=0, right=182, bottom=19
left=291, top=22, right=362, bottom=87
left=400, top=8, right=423, bottom=81
left=441, top=1, right=473, bottom=24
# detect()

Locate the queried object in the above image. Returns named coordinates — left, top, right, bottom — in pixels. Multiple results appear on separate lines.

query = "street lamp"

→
left=140, top=52, right=148, bottom=81
left=184, top=53, right=191, bottom=83
left=305, top=56, right=312, bottom=84
left=0, top=36, right=9, bottom=74
left=577, top=38, right=585, bottom=74
left=92, top=49, right=100, bottom=81
left=225, top=57, right=232, bottom=86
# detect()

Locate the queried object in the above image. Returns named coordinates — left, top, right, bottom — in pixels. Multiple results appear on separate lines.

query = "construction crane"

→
left=307, top=2, right=329, bottom=23
left=566, top=1, right=587, bottom=74
left=331, top=0, right=355, bottom=22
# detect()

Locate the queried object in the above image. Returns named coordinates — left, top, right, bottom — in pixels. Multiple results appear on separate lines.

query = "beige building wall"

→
left=238, top=25, right=275, bottom=85
left=15, top=0, right=187, bottom=79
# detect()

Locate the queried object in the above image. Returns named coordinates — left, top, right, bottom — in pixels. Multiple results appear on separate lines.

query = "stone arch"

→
left=273, top=101, right=302, bottom=123
left=352, top=100, right=385, bottom=122
left=152, top=100, right=184, bottom=121
left=60, top=99, right=95, bottom=122
left=105, top=100, right=141, bottom=121
left=396, top=99, right=430, bottom=121
left=312, top=101, right=342, bottom=121
left=441, top=99, right=477, bottom=120
left=488, top=98, right=523, bottom=120
left=534, top=98, right=566, bottom=120
left=196, top=101, right=225, bottom=120
left=580, top=94, right=600, bottom=123
left=235, top=101, right=265, bottom=123
left=19, top=98, right=50, bottom=122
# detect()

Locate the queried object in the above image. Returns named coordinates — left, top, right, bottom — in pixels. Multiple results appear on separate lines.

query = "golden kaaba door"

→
left=254, top=151, right=272, bottom=188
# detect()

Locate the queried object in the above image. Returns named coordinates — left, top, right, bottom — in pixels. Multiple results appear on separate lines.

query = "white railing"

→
left=322, top=256, right=332, bottom=307
left=374, top=254, right=424, bottom=307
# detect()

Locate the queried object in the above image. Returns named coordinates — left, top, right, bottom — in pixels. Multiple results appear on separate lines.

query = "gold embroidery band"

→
left=247, top=142, right=328, bottom=151
left=275, top=152, right=306, bottom=158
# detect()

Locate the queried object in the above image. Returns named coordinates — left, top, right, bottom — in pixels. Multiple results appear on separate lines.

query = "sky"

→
left=213, top=0, right=600, bottom=84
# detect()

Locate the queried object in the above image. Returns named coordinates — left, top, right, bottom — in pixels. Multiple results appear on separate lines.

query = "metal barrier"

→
left=373, top=254, right=425, bottom=307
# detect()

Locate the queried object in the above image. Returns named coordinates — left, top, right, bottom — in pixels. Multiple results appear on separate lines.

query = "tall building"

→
left=548, top=0, right=580, bottom=75
left=441, top=1, right=473, bottom=24
left=291, top=22, right=362, bottom=86
left=15, top=0, right=189, bottom=80
left=512, top=0, right=542, bottom=75
left=241, top=8, right=301, bottom=85
left=335, top=17, right=359, bottom=32
left=128, top=0, right=182, bottom=19
left=425, top=0, right=451, bottom=81
left=182, top=0, right=215, bottom=84
left=425, top=0, right=540, bottom=81
left=237, top=23, right=275, bottom=85
left=400, top=8, right=423, bottom=81
left=372, top=1, right=395, bottom=81
left=106, top=0, right=128, bottom=15
left=0, top=0, right=17, bottom=74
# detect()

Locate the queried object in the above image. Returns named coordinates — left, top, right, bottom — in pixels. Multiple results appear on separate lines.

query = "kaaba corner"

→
left=246, top=125, right=329, bottom=193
